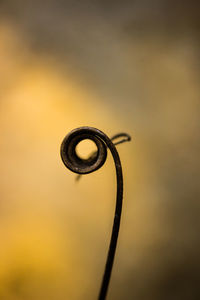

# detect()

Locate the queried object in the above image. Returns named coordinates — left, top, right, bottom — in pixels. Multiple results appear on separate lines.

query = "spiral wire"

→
left=60, top=126, right=131, bottom=300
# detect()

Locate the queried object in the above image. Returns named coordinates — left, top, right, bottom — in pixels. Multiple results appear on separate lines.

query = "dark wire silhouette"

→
left=60, top=127, right=131, bottom=300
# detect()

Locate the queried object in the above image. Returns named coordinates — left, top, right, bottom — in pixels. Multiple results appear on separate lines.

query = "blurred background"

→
left=0, top=1, right=200, bottom=299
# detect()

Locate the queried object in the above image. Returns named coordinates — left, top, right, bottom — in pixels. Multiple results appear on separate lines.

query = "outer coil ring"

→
left=60, top=127, right=107, bottom=174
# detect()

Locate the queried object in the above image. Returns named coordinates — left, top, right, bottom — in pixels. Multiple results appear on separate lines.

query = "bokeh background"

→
left=0, top=1, right=200, bottom=299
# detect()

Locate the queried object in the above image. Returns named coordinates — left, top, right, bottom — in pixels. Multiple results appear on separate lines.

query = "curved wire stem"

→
left=60, top=127, right=131, bottom=300
left=97, top=133, right=130, bottom=300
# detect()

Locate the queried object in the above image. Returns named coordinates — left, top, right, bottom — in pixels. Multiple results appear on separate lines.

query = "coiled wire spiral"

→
left=60, top=126, right=131, bottom=300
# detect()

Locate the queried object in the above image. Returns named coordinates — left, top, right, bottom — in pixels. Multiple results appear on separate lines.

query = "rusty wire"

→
left=60, top=126, right=131, bottom=300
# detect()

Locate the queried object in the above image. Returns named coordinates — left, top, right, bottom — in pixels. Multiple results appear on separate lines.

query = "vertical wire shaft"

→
left=97, top=134, right=123, bottom=300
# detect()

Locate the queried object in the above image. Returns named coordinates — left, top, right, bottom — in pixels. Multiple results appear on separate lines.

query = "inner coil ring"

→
left=60, top=129, right=107, bottom=174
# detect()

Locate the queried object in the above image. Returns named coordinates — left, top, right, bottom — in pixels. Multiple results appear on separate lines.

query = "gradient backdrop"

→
left=0, top=1, right=200, bottom=299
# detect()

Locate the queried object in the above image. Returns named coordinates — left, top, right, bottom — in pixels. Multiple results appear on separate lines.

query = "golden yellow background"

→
left=0, top=1, right=199, bottom=299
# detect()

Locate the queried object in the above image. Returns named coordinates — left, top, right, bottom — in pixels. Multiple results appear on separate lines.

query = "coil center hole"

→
left=76, top=139, right=97, bottom=160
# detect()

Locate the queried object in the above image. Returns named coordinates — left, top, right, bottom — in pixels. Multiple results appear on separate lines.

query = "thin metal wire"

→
left=60, top=127, right=131, bottom=300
